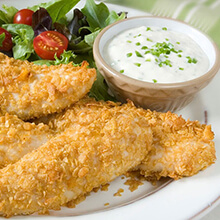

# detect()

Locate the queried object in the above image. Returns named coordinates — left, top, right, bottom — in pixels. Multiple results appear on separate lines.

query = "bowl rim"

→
left=93, top=15, right=220, bottom=90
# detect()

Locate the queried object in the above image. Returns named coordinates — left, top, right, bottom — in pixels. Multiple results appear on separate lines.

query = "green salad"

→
left=0, top=0, right=127, bottom=101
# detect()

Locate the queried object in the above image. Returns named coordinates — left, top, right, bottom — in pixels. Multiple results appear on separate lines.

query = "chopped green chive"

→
left=120, top=69, right=124, bottom=73
left=135, top=51, right=143, bottom=58
left=127, top=53, right=133, bottom=57
left=165, top=38, right=169, bottom=41
left=134, top=34, right=141, bottom=38
left=192, top=58, right=198, bottom=64
left=152, top=79, right=157, bottom=83
left=145, top=58, right=151, bottom=62
left=136, top=42, right=141, bottom=46
left=179, top=67, right=184, bottom=70
left=145, top=51, right=150, bottom=54
left=178, top=54, right=182, bottom=57
left=186, top=56, right=198, bottom=64
left=141, top=46, right=148, bottom=50
left=162, top=27, right=168, bottom=31
left=176, top=41, right=180, bottom=44
left=127, top=40, right=132, bottom=43
left=146, top=27, right=151, bottom=31
left=147, top=42, right=178, bottom=57
left=158, top=59, right=172, bottom=67
left=147, top=38, right=153, bottom=42
left=134, top=63, right=141, bottom=67
left=165, top=59, right=172, bottom=67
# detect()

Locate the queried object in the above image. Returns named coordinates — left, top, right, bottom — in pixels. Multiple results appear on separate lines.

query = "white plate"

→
left=1, top=0, right=220, bottom=219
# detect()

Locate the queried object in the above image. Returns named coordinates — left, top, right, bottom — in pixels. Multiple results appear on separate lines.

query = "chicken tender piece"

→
left=0, top=52, right=96, bottom=120
left=50, top=98, right=216, bottom=180
left=0, top=113, right=54, bottom=169
left=48, top=96, right=121, bottom=133
left=0, top=104, right=152, bottom=217
left=136, top=110, right=216, bottom=180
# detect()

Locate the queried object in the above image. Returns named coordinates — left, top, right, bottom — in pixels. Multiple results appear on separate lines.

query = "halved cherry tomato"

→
left=13, top=9, right=34, bottom=26
left=0, top=27, right=13, bottom=51
left=33, top=31, right=68, bottom=60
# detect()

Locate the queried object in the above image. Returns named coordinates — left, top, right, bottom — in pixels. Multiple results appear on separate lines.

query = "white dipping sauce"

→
left=103, top=26, right=210, bottom=83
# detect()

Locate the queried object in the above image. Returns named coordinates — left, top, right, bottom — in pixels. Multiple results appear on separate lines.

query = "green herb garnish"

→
left=0, top=33, right=5, bottom=47
left=141, top=46, right=148, bottom=50
left=127, top=53, right=133, bottom=57
left=158, top=59, right=172, bottom=67
left=134, top=63, right=141, bottom=67
left=135, top=50, right=143, bottom=58
left=186, top=56, right=198, bottom=64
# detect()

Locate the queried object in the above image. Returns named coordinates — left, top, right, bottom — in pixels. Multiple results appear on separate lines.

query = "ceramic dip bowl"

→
left=93, top=16, right=220, bottom=112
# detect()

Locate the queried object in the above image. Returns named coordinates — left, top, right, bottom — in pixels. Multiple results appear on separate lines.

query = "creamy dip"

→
left=103, top=26, right=210, bottom=83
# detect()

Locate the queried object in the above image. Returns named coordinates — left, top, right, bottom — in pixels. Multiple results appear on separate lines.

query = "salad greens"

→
left=0, top=32, right=5, bottom=46
left=0, top=0, right=127, bottom=101
left=2, top=24, right=34, bottom=60
left=0, top=5, right=18, bottom=25
left=28, top=0, right=80, bottom=23
left=82, top=0, right=125, bottom=29
left=33, top=50, right=77, bottom=66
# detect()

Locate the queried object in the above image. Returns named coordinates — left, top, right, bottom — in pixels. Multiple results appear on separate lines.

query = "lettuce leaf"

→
left=81, top=0, right=126, bottom=30
left=89, top=70, right=117, bottom=101
left=0, top=33, right=5, bottom=47
left=81, top=0, right=110, bottom=29
left=105, top=10, right=126, bottom=26
left=2, top=24, right=34, bottom=60
left=29, top=0, right=80, bottom=23
left=68, top=0, right=126, bottom=53
left=84, top=29, right=100, bottom=46
left=33, top=50, right=76, bottom=66
left=0, top=5, right=18, bottom=25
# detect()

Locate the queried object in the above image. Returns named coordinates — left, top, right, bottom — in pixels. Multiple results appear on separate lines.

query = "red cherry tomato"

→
left=0, top=27, right=13, bottom=51
left=13, top=9, right=34, bottom=26
left=33, top=31, right=68, bottom=60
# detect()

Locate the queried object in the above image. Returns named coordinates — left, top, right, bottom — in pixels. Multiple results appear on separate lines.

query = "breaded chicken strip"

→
left=0, top=97, right=215, bottom=184
left=48, top=96, right=121, bottom=133
left=0, top=52, right=96, bottom=120
left=49, top=98, right=216, bottom=180
left=0, top=113, right=54, bottom=169
left=0, top=104, right=152, bottom=217
left=136, top=110, right=216, bottom=180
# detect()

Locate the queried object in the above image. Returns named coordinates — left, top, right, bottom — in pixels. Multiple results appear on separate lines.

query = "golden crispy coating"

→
left=50, top=98, right=216, bottom=180
left=0, top=103, right=152, bottom=217
left=48, top=96, right=121, bottom=133
left=0, top=53, right=96, bottom=120
left=136, top=109, right=216, bottom=180
left=0, top=113, right=54, bottom=169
